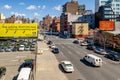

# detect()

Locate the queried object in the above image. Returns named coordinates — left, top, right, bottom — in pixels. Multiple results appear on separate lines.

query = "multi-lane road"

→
left=47, top=35, right=120, bottom=80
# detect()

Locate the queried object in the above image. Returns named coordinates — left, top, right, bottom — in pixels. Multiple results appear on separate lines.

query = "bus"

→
left=17, top=68, right=31, bottom=80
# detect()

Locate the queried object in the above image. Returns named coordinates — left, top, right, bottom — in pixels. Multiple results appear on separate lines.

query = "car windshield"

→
left=65, top=64, right=73, bottom=67
left=54, top=48, right=58, bottom=50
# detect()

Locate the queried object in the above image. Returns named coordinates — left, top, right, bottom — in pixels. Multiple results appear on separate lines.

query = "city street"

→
left=47, top=35, right=120, bottom=80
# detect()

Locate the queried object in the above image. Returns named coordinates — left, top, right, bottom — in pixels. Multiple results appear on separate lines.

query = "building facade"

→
left=5, top=15, right=26, bottom=23
left=62, top=0, right=79, bottom=15
left=60, top=13, right=82, bottom=34
left=78, top=4, right=86, bottom=15
left=95, top=0, right=120, bottom=17
left=0, top=13, right=5, bottom=23
left=95, top=5, right=115, bottom=28
left=43, top=14, right=52, bottom=30
left=72, top=22, right=89, bottom=38
left=78, top=14, right=95, bottom=29
left=51, top=17, right=60, bottom=32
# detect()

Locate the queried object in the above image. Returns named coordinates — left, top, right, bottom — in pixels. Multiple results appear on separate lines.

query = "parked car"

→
left=5, top=46, right=12, bottom=52
left=83, top=54, right=103, bottom=67
left=52, top=48, right=59, bottom=53
left=81, top=42, right=88, bottom=46
left=12, top=46, right=18, bottom=51
left=47, top=40, right=53, bottom=45
left=94, top=48, right=107, bottom=55
left=73, top=40, right=79, bottom=44
left=49, top=44, right=56, bottom=49
left=105, top=53, right=120, bottom=61
left=19, top=45, right=25, bottom=51
left=61, top=61, right=74, bottom=72
left=24, top=46, right=30, bottom=51
left=0, top=67, right=6, bottom=78
left=87, top=45, right=96, bottom=50
left=0, top=46, right=4, bottom=52
left=22, top=60, right=34, bottom=70
left=30, top=45, right=36, bottom=51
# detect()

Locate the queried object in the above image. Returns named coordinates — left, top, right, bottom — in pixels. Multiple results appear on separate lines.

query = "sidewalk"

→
left=36, top=41, right=68, bottom=80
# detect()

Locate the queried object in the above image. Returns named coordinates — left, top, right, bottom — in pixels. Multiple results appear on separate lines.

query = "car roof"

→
left=86, top=54, right=102, bottom=59
left=61, top=61, right=72, bottom=64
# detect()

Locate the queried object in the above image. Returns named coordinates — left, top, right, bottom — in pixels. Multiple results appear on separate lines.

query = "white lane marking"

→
left=16, top=56, right=26, bottom=58
left=0, top=59, right=9, bottom=61
left=11, top=59, right=18, bottom=62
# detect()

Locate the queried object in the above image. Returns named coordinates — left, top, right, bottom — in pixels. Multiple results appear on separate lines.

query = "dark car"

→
left=0, top=67, right=6, bottom=78
left=87, top=45, right=95, bottom=50
left=94, top=48, right=107, bottom=55
left=47, top=41, right=53, bottom=45
left=52, top=48, right=59, bottom=53
left=22, top=60, right=34, bottom=70
left=105, top=53, right=120, bottom=61
left=12, top=47, right=18, bottom=52
left=73, top=40, right=79, bottom=44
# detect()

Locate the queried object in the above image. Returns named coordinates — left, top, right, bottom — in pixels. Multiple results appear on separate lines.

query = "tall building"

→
left=78, top=4, right=86, bottom=15
left=43, top=14, right=52, bottom=30
left=0, top=13, right=5, bottom=20
left=0, top=13, right=5, bottom=23
left=95, top=5, right=115, bottom=28
left=51, top=17, right=60, bottom=32
left=62, top=0, right=79, bottom=15
left=95, top=0, right=120, bottom=17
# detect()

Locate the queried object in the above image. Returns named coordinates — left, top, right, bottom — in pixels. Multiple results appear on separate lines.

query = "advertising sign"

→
left=0, top=23, right=38, bottom=37
left=99, top=21, right=114, bottom=31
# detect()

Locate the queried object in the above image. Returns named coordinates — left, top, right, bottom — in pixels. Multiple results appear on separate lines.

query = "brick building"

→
left=62, top=0, right=79, bottom=15
left=5, top=15, right=26, bottom=23
left=51, top=17, right=60, bottom=32
left=43, top=14, right=52, bottom=30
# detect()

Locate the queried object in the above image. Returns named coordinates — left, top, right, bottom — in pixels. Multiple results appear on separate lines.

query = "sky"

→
left=0, top=0, right=95, bottom=20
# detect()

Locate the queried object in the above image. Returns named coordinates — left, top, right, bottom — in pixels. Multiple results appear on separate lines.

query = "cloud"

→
left=53, top=5, right=61, bottom=11
left=26, top=5, right=36, bottom=10
left=11, top=12, right=26, bottom=17
left=19, top=2, right=25, bottom=5
left=3, top=4, right=12, bottom=9
left=37, top=6, right=41, bottom=9
left=34, top=12, right=41, bottom=17
left=42, top=5, right=46, bottom=9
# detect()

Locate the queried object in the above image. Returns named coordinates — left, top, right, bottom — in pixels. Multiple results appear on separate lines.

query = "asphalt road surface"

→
left=47, top=35, right=120, bottom=80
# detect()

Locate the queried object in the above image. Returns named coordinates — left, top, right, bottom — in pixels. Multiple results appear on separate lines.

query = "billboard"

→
left=0, top=23, right=38, bottom=37
left=99, top=21, right=114, bottom=31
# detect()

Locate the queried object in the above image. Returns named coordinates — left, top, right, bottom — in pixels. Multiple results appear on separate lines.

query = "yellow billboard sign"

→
left=0, top=23, right=38, bottom=37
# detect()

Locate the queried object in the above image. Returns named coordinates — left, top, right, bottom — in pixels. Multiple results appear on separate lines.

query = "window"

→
left=116, top=4, right=120, bottom=6
left=114, top=0, right=120, bottom=2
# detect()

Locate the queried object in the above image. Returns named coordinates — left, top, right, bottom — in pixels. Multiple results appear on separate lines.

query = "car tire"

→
left=112, top=57, right=115, bottom=61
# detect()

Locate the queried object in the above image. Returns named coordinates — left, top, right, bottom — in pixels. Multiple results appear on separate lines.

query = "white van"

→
left=17, top=68, right=31, bottom=80
left=83, top=54, right=103, bottom=67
